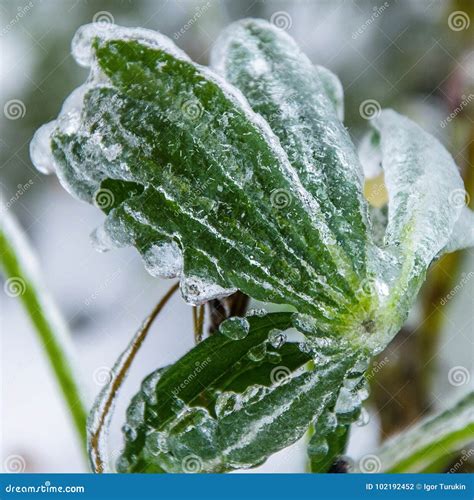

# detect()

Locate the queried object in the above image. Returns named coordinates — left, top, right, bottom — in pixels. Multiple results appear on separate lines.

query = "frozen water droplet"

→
left=126, top=397, right=145, bottom=427
left=215, top=392, right=239, bottom=418
left=123, top=424, right=137, bottom=442
left=292, top=313, right=318, bottom=335
left=298, top=341, right=313, bottom=354
left=356, top=407, right=370, bottom=427
left=145, top=431, right=169, bottom=456
left=357, top=379, right=370, bottom=401
left=240, top=384, right=268, bottom=405
left=308, top=437, right=329, bottom=460
left=142, top=242, right=183, bottom=278
left=141, top=368, right=164, bottom=405
left=265, top=351, right=282, bottom=364
left=247, top=342, right=267, bottom=361
left=181, top=276, right=236, bottom=305
left=30, top=121, right=57, bottom=174
left=219, top=317, right=250, bottom=340
left=268, top=329, right=287, bottom=349
left=317, top=411, right=337, bottom=433
left=335, top=387, right=361, bottom=423
left=90, top=225, right=116, bottom=252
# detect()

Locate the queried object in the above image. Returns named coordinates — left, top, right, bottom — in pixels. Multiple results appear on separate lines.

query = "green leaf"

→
left=371, top=111, right=464, bottom=286
left=370, top=391, right=474, bottom=473
left=116, top=312, right=368, bottom=473
left=0, top=209, right=88, bottom=451
left=316, top=65, right=345, bottom=122
left=211, top=19, right=369, bottom=279
left=31, top=24, right=373, bottom=328
left=308, top=410, right=350, bottom=472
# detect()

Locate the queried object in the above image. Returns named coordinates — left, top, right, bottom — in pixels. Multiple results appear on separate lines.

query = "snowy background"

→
left=1, top=0, right=473, bottom=473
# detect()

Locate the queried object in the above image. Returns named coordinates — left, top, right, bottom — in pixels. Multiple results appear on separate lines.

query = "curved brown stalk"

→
left=89, top=282, right=179, bottom=473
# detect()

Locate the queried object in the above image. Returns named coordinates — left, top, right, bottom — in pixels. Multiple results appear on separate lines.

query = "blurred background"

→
left=0, top=0, right=473, bottom=473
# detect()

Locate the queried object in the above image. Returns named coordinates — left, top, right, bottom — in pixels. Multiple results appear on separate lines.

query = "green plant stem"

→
left=0, top=210, right=88, bottom=452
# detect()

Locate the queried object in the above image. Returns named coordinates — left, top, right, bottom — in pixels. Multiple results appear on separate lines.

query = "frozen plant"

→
left=7, top=18, right=474, bottom=473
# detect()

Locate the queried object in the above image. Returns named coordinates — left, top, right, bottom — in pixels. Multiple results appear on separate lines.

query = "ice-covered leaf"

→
left=211, top=19, right=369, bottom=278
left=116, top=312, right=368, bottom=473
left=308, top=414, right=350, bottom=473
left=316, top=65, right=345, bottom=121
left=442, top=207, right=474, bottom=254
left=30, top=23, right=372, bottom=325
left=371, top=391, right=474, bottom=473
left=371, top=110, right=464, bottom=284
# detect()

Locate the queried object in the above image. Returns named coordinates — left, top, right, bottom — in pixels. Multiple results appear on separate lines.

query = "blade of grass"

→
left=370, top=391, right=474, bottom=472
left=0, top=209, right=88, bottom=452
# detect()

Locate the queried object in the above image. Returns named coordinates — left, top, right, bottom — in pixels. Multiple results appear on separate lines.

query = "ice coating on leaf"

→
left=358, top=129, right=382, bottom=179
left=441, top=207, right=474, bottom=254
left=268, top=329, right=287, bottom=349
left=372, top=110, right=464, bottom=266
left=30, top=121, right=58, bottom=174
left=115, top=312, right=369, bottom=473
left=142, top=241, right=183, bottom=278
left=71, top=23, right=192, bottom=68
left=316, top=65, right=344, bottom=121
left=219, top=316, right=250, bottom=340
left=211, top=18, right=370, bottom=280
left=33, top=22, right=373, bottom=317
left=181, top=276, right=237, bottom=306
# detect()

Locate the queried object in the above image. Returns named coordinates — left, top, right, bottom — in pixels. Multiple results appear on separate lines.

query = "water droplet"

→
left=247, top=342, right=267, bottom=361
left=219, top=317, right=250, bottom=340
left=335, top=387, right=361, bottom=423
left=123, top=424, right=137, bottom=442
left=308, top=437, right=329, bottom=459
left=215, top=392, right=239, bottom=418
left=268, top=329, right=287, bottom=349
left=356, top=407, right=370, bottom=427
